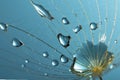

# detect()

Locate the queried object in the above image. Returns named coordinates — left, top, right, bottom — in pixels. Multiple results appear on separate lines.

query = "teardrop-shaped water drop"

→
left=52, top=60, right=59, bottom=66
left=61, top=17, right=70, bottom=25
left=57, top=33, right=71, bottom=48
left=73, top=25, right=82, bottom=33
left=12, top=38, right=23, bottom=47
left=0, top=23, right=8, bottom=32
left=42, top=52, right=49, bottom=58
left=30, top=0, right=54, bottom=20
left=60, top=55, right=68, bottom=63
left=90, top=22, right=98, bottom=30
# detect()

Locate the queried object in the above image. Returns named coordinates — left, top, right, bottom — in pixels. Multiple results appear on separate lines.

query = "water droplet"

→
left=25, top=59, right=29, bottom=63
left=30, top=0, right=54, bottom=20
left=61, top=17, right=70, bottom=25
left=60, top=55, right=68, bottom=63
left=109, top=64, right=114, bottom=69
left=44, top=73, right=48, bottom=76
left=21, top=64, right=25, bottom=68
left=42, top=52, right=49, bottom=58
left=114, top=40, right=118, bottom=44
left=12, top=38, right=24, bottom=47
left=90, top=22, right=98, bottom=30
left=89, top=75, right=93, bottom=80
left=57, top=33, right=71, bottom=48
left=52, top=60, right=59, bottom=66
left=104, top=18, right=108, bottom=22
left=0, top=23, right=8, bottom=32
left=73, top=25, right=82, bottom=33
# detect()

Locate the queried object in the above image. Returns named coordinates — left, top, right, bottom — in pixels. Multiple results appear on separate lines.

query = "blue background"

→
left=0, top=0, right=120, bottom=80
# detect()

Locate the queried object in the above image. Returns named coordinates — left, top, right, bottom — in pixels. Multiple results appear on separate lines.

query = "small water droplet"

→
left=61, top=17, right=70, bottom=25
left=21, top=64, right=25, bottom=68
left=30, top=0, right=54, bottom=20
left=73, top=25, right=82, bottom=33
left=60, top=55, right=68, bottom=63
left=89, top=75, right=93, bottom=80
left=114, top=40, right=118, bottom=44
left=44, top=73, right=48, bottom=76
left=109, top=64, right=114, bottom=69
left=90, top=22, right=98, bottom=30
left=0, top=23, right=8, bottom=32
left=52, top=60, right=59, bottom=66
left=12, top=38, right=23, bottom=47
left=42, top=52, right=49, bottom=58
left=104, top=18, right=108, bottom=22
left=57, top=33, right=71, bottom=48
left=25, top=59, right=29, bottom=63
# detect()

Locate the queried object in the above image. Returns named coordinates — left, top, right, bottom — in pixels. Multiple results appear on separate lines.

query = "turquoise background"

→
left=0, top=0, right=120, bottom=80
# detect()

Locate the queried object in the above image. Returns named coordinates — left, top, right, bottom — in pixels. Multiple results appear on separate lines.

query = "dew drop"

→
left=30, top=0, right=54, bottom=20
left=89, top=75, right=93, bottom=80
left=109, top=64, right=114, bottom=69
left=60, top=55, right=68, bottom=63
left=21, top=64, right=25, bottom=68
left=52, top=60, right=59, bottom=66
left=61, top=17, right=70, bottom=25
left=0, top=23, right=8, bottom=32
left=44, top=73, right=48, bottom=76
left=57, top=33, right=71, bottom=48
left=73, top=25, right=82, bottom=33
left=12, top=38, right=24, bottom=47
left=104, top=18, right=108, bottom=22
left=90, top=22, right=98, bottom=30
left=25, top=59, right=29, bottom=63
left=42, top=52, right=49, bottom=58
left=114, top=40, right=118, bottom=44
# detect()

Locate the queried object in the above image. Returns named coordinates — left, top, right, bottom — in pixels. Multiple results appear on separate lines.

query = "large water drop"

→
left=12, top=38, right=23, bottom=47
left=30, top=0, right=54, bottom=20
left=57, top=33, right=71, bottom=48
